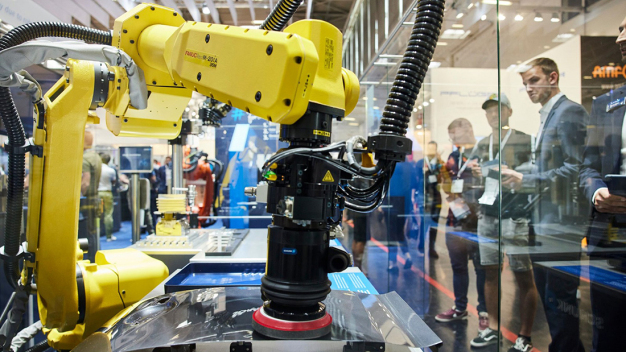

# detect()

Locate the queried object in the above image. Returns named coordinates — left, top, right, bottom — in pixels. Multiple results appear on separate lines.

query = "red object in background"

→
left=188, top=162, right=214, bottom=217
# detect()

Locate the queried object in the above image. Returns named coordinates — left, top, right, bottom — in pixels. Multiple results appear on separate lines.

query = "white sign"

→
left=0, top=0, right=60, bottom=26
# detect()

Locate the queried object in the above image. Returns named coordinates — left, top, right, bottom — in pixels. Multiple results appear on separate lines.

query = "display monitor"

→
left=119, top=146, right=153, bottom=173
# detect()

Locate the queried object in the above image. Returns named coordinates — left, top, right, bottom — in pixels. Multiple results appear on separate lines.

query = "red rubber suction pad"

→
left=251, top=307, right=332, bottom=339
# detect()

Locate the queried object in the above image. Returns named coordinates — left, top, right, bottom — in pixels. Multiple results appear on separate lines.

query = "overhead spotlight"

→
left=456, top=12, right=464, bottom=19
left=413, top=108, right=418, bottom=112
left=429, top=98, right=435, bottom=103
left=534, top=12, right=543, bottom=22
left=551, top=12, right=560, bottom=23
left=498, top=13, right=506, bottom=21
left=481, top=14, right=487, bottom=21
left=514, top=13, right=523, bottom=21
left=467, top=3, right=474, bottom=9
left=202, top=4, right=210, bottom=15
left=418, top=106, right=423, bottom=110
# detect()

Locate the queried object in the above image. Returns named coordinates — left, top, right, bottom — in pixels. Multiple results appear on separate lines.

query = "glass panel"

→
left=498, top=1, right=626, bottom=352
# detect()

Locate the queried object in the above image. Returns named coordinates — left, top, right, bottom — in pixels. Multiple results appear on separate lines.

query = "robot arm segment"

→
left=0, top=41, right=148, bottom=109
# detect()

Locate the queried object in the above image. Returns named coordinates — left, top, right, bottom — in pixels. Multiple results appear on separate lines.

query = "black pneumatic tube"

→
left=259, top=0, right=303, bottom=31
left=380, top=0, right=445, bottom=136
left=0, top=22, right=112, bottom=288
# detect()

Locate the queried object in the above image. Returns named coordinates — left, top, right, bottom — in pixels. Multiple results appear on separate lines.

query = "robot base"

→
left=251, top=307, right=332, bottom=339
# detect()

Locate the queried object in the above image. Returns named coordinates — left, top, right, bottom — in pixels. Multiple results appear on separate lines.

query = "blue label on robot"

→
left=282, top=248, right=297, bottom=255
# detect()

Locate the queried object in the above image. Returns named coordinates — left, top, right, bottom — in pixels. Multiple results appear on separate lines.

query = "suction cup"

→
left=251, top=305, right=332, bottom=339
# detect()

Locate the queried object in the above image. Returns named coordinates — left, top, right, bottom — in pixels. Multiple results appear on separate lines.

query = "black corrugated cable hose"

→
left=0, top=22, right=112, bottom=288
left=24, top=340, right=49, bottom=352
left=260, top=0, right=303, bottom=31
left=379, top=0, right=445, bottom=136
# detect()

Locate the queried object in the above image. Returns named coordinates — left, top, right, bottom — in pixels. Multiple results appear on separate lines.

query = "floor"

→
left=101, top=221, right=595, bottom=352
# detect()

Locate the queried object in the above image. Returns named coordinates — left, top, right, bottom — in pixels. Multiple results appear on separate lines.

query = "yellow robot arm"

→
left=19, top=3, right=359, bottom=350
left=105, top=3, right=359, bottom=138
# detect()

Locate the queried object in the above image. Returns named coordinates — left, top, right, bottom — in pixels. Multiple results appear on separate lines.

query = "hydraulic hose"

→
left=24, top=340, right=49, bottom=352
left=260, top=0, right=303, bottom=31
left=379, top=0, right=445, bottom=136
left=0, top=22, right=112, bottom=288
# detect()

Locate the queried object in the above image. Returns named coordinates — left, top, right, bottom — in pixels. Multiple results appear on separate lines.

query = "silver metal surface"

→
left=191, top=228, right=267, bottom=264
left=101, top=287, right=441, bottom=352
left=130, top=173, right=141, bottom=244
left=171, top=144, right=183, bottom=194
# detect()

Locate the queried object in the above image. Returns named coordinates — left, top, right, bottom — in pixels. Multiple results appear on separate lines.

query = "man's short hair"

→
left=526, top=57, right=559, bottom=83
left=448, top=117, right=472, bottom=131
left=100, top=153, right=111, bottom=164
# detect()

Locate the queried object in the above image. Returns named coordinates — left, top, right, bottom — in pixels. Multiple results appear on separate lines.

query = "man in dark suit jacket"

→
left=579, top=17, right=626, bottom=352
left=502, top=57, right=588, bottom=352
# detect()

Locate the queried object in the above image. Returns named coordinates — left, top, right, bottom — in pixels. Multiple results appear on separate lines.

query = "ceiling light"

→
left=440, top=29, right=468, bottom=39
left=416, top=124, right=423, bottom=129
left=202, top=5, right=210, bottom=15
left=544, top=45, right=550, bottom=49
left=423, top=102, right=429, bottom=107
left=362, top=97, right=368, bottom=100
left=481, top=14, right=487, bottom=21
left=452, top=23, right=464, bottom=28
left=514, top=13, right=523, bottom=21
left=344, top=117, right=356, bottom=121
left=372, top=106, right=380, bottom=110
left=418, top=106, right=423, bottom=110
left=498, top=14, right=506, bottom=21
left=551, top=13, right=560, bottom=23
left=570, top=28, right=576, bottom=32
left=438, top=42, right=448, bottom=46
left=534, top=13, right=543, bottom=22
left=456, top=12, right=464, bottom=19
left=429, top=98, right=435, bottom=103
left=413, top=108, right=418, bottom=112
left=482, top=0, right=511, bottom=5
left=467, top=3, right=474, bottom=9
left=348, top=123, right=359, bottom=126
left=252, top=20, right=265, bottom=25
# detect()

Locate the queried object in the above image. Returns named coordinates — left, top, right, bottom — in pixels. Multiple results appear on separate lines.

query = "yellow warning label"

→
left=313, top=130, right=331, bottom=137
left=322, top=170, right=334, bottom=182
left=184, top=49, right=218, bottom=69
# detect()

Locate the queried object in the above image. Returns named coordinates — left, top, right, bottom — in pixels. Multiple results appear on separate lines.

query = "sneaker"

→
left=478, top=312, right=489, bottom=332
left=435, top=306, right=468, bottom=322
left=106, top=235, right=117, bottom=242
left=508, top=337, right=533, bottom=352
left=470, top=327, right=499, bottom=347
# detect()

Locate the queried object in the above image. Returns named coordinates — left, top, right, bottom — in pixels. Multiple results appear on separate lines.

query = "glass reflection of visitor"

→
left=435, top=118, right=487, bottom=331
left=579, top=16, right=626, bottom=352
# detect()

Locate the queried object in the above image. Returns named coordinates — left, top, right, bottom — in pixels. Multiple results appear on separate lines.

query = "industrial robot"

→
left=0, top=0, right=445, bottom=350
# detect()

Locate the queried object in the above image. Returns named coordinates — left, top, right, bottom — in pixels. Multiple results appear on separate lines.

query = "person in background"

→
left=415, top=140, right=443, bottom=259
left=81, top=130, right=102, bottom=237
left=469, top=93, right=537, bottom=352
left=579, top=16, right=626, bottom=352
left=156, top=156, right=173, bottom=194
left=435, top=118, right=488, bottom=332
left=98, top=153, right=117, bottom=241
left=504, top=57, right=588, bottom=352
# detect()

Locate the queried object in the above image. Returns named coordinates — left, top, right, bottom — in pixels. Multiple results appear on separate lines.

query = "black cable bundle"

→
left=380, top=0, right=445, bottom=136
left=0, top=22, right=111, bottom=288
left=260, top=0, right=303, bottom=31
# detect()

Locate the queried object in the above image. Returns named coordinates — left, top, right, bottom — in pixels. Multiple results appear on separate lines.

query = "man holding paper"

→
left=469, top=93, right=537, bottom=352
left=579, top=17, right=626, bottom=352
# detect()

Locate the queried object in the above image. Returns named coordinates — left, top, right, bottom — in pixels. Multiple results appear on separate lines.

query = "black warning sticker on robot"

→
left=324, top=38, right=334, bottom=70
left=184, top=50, right=218, bottom=69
